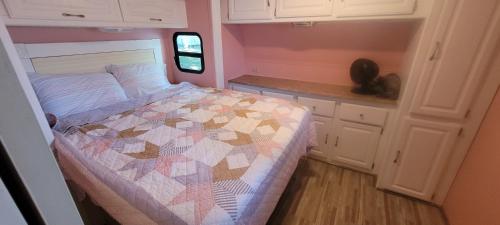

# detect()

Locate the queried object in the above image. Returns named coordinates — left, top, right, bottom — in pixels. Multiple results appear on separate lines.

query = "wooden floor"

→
left=267, top=158, right=448, bottom=225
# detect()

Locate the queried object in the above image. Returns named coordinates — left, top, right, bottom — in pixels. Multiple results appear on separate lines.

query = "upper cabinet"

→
left=229, top=0, right=275, bottom=20
left=223, top=0, right=426, bottom=23
left=119, top=0, right=187, bottom=26
left=1, top=0, right=188, bottom=28
left=335, top=0, right=416, bottom=17
left=276, top=0, right=334, bottom=18
left=410, top=0, right=499, bottom=119
left=3, top=0, right=122, bottom=22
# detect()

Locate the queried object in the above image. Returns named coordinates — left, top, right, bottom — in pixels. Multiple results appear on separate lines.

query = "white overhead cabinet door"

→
left=331, top=120, right=381, bottom=170
left=276, top=0, right=334, bottom=18
left=228, top=0, right=275, bottom=20
left=119, top=0, right=187, bottom=26
left=384, top=118, right=461, bottom=200
left=410, top=0, right=499, bottom=119
left=335, top=0, right=416, bottom=17
left=3, top=0, right=122, bottom=22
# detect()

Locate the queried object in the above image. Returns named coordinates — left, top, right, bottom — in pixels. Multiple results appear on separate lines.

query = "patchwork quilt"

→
left=54, top=83, right=314, bottom=225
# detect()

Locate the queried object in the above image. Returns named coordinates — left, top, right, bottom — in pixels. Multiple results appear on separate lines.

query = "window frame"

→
left=173, top=32, right=205, bottom=74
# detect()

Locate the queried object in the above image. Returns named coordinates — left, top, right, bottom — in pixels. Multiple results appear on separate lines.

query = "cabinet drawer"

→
left=298, top=97, right=336, bottom=117
left=232, top=84, right=261, bottom=95
left=339, top=103, right=388, bottom=127
left=262, top=91, right=296, bottom=101
left=3, top=0, right=123, bottom=22
left=119, top=0, right=187, bottom=25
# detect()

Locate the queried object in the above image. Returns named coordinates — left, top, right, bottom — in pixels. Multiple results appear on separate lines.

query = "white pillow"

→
left=107, top=63, right=171, bottom=98
left=28, top=72, right=128, bottom=118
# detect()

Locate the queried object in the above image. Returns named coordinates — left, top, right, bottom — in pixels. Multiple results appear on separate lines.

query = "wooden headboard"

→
left=14, top=39, right=164, bottom=74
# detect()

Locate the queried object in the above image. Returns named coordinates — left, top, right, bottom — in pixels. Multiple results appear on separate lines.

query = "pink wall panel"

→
left=443, top=51, right=500, bottom=225
left=7, top=26, right=165, bottom=43
left=222, top=21, right=416, bottom=86
left=165, top=0, right=216, bottom=88
left=222, top=24, right=246, bottom=86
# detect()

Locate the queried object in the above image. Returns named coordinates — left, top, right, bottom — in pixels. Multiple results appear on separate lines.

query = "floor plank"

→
left=267, top=158, right=448, bottom=225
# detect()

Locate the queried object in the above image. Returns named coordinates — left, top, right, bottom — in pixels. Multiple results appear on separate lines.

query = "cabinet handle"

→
left=429, top=42, right=441, bottom=61
left=359, top=113, right=364, bottom=119
left=325, top=134, right=329, bottom=144
left=335, top=136, right=339, bottom=147
left=393, top=151, right=401, bottom=164
left=312, top=106, right=317, bottom=111
left=62, top=13, right=85, bottom=18
left=150, top=18, right=163, bottom=22
left=267, top=0, right=271, bottom=7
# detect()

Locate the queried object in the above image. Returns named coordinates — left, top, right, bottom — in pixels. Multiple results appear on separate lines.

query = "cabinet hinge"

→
left=274, top=8, right=277, bottom=16
left=371, top=163, right=375, bottom=170
left=464, top=109, right=471, bottom=119
left=458, top=128, right=464, bottom=137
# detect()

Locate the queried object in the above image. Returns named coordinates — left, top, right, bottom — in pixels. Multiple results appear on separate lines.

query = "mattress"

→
left=53, top=83, right=314, bottom=225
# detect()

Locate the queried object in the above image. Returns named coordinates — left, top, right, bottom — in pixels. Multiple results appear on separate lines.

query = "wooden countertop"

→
left=228, top=75, right=398, bottom=106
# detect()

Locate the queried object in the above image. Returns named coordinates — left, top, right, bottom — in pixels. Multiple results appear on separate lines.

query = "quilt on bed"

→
left=54, top=83, right=314, bottom=225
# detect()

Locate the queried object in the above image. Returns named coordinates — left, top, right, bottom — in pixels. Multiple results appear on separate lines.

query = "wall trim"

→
left=211, top=0, right=225, bottom=89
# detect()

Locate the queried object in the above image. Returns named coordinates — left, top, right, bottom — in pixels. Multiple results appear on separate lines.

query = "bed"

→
left=17, top=39, right=314, bottom=225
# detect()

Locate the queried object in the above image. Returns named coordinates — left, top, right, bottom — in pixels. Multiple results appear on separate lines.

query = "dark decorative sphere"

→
left=350, top=58, right=379, bottom=85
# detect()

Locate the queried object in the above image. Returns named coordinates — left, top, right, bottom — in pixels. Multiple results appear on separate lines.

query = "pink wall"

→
left=443, top=50, right=500, bottom=225
left=165, top=0, right=216, bottom=88
left=222, top=24, right=246, bottom=87
left=222, top=21, right=417, bottom=86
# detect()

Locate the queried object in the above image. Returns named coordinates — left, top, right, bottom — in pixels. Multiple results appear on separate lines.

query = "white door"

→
left=119, top=0, right=187, bottom=26
left=3, top=0, right=122, bottom=22
left=229, top=0, right=275, bottom=20
left=384, top=118, right=461, bottom=200
left=335, top=0, right=416, bottom=17
left=410, top=0, right=499, bottom=119
left=309, top=116, right=334, bottom=160
left=276, top=0, right=334, bottom=18
left=331, top=120, right=381, bottom=170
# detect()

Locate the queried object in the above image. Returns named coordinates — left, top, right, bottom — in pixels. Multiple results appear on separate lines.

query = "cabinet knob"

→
left=312, top=106, right=317, bottom=111
left=393, top=151, right=401, bottom=164
left=359, top=114, right=364, bottom=119
left=150, top=18, right=163, bottom=22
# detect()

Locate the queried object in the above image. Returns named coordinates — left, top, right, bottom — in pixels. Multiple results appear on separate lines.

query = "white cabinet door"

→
left=335, top=0, right=416, bottom=17
left=385, top=118, right=461, bottom=200
left=309, top=116, right=334, bottom=160
left=276, top=0, right=334, bottom=18
left=229, top=0, right=275, bottom=20
left=119, top=0, right=187, bottom=26
left=331, top=120, right=381, bottom=170
left=3, top=0, right=122, bottom=22
left=410, top=0, right=499, bottom=119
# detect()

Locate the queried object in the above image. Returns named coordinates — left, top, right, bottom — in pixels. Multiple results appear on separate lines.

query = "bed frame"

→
left=14, top=39, right=164, bottom=75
